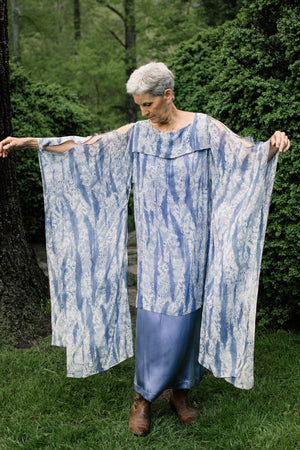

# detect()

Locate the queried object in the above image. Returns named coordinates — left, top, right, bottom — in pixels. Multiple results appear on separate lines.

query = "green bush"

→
left=10, top=64, right=93, bottom=240
left=168, top=0, right=300, bottom=328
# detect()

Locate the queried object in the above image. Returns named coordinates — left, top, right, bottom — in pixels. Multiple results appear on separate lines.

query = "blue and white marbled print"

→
left=130, top=114, right=277, bottom=388
left=38, top=132, right=133, bottom=377
left=130, top=114, right=211, bottom=316
left=201, top=117, right=278, bottom=388
left=38, top=115, right=278, bottom=389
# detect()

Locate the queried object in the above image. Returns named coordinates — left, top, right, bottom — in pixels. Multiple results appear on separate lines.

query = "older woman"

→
left=125, top=62, right=290, bottom=436
left=0, top=62, right=290, bottom=437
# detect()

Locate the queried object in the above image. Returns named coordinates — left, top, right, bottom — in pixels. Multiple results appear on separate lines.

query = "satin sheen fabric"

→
left=134, top=308, right=204, bottom=401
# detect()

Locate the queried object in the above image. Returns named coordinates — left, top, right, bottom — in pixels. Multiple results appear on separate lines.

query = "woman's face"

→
left=133, top=90, right=173, bottom=125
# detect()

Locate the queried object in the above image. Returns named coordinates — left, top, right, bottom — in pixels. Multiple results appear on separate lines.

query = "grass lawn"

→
left=0, top=329, right=299, bottom=449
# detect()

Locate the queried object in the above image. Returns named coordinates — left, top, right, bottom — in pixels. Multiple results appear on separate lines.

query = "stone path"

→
left=127, top=232, right=138, bottom=320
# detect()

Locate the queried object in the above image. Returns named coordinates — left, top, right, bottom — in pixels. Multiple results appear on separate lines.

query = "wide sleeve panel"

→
left=38, top=135, right=91, bottom=150
left=199, top=119, right=278, bottom=389
left=38, top=131, right=133, bottom=377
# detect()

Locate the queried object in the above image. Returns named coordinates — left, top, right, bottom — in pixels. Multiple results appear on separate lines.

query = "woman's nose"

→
left=140, top=107, right=149, bottom=117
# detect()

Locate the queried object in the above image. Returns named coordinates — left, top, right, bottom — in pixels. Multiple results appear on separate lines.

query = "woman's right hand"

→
left=0, top=136, right=38, bottom=158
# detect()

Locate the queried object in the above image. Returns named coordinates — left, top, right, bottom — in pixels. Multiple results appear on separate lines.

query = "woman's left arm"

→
left=268, top=131, right=290, bottom=161
left=209, top=117, right=291, bottom=161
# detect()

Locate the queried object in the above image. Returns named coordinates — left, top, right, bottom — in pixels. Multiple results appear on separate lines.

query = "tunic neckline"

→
left=146, top=113, right=197, bottom=135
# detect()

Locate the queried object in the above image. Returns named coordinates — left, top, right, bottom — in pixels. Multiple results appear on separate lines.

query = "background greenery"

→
left=7, top=0, right=300, bottom=328
left=11, top=65, right=93, bottom=240
left=168, top=0, right=300, bottom=328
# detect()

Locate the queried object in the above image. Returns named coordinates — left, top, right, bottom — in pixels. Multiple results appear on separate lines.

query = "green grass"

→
left=0, top=330, right=299, bottom=449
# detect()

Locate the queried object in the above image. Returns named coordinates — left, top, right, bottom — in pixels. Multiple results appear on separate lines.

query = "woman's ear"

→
left=164, top=88, right=173, bottom=103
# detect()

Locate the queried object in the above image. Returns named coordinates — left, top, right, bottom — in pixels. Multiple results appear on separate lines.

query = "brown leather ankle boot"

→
left=170, top=389, right=198, bottom=424
left=128, top=391, right=151, bottom=436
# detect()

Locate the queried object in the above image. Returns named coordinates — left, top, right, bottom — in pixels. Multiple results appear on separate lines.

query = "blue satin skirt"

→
left=134, top=308, right=204, bottom=402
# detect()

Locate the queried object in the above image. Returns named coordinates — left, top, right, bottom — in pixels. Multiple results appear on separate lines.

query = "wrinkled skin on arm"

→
left=0, top=123, right=135, bottom=157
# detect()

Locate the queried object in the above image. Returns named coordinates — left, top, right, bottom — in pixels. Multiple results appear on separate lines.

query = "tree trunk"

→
left=124, top=0, right=137, bottom=123
left=0, top=0, right=50, bottom=348
left=74, top=0, right=80, bottom=40
left=8, top=0, right=21, bottom=63
left=56, top=0, right=67, bottom=35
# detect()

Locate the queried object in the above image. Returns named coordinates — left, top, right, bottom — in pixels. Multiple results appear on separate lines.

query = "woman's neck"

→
left=150, top=109, right=195, bottom=132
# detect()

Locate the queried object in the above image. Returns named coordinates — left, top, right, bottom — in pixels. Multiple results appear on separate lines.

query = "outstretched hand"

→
left=0, top=136, right=15, bottom=158
left=0, top=136, right=38, bottom=158
left=268, top=131, right=290, bottom=161
left=270, top=131, right=290, bottom=153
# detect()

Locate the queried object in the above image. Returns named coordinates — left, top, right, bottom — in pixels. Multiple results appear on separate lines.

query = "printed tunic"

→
left=131, top=114, right=211, bottom=316
left=38, top=114, right=278, bottom=388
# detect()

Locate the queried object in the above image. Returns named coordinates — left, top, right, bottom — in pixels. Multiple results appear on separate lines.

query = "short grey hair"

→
left=126, top=62, right=175, bottom=99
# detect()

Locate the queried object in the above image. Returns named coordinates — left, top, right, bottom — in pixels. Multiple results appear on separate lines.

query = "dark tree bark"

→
left=73, top=0, right=80, bottom=40
left=0, top=0, right=50, bottom=347
left=8, top=0, right=21, bottom=63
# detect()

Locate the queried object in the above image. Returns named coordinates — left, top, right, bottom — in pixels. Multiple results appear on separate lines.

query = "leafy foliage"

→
left=10, top=64, right=93, bottom=240
left=201, top=0, right=241, bottom=26
left=7, top=0, right=298, bottom=327
left=8, top=0, right=129, bottom=130
left=8, top=0, right=240, bottom=130
left=169, top=0, right=300, bottom=328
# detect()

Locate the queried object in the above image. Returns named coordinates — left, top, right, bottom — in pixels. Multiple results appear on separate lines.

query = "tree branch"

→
left=109, top=29, right=125, bottom=48
left=106, top=4, right=124, bottom=23
left=96, top=0, right=125, bottom=24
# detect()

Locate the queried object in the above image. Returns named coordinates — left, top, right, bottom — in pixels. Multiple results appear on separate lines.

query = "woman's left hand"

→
left=268, top=131, right=290, bottom=161
left=270, top=131, right=290, bottom=153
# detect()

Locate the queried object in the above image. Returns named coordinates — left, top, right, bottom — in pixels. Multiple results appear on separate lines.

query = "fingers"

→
left=0, top=136, right=14, bottom=158
left=271, top=131, right=291, bottom=153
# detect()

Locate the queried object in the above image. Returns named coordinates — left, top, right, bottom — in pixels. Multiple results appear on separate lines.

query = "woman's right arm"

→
left=0, top=136, right=81, bottom=157
left=0, top=123, right=135, bottom=158
left=0, top=136, right=39, bottom=158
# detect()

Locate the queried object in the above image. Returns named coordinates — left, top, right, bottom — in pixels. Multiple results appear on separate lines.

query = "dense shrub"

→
left=168, top=0, right=300, bottom=328
left=10, top=65, right=93, bottom=240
